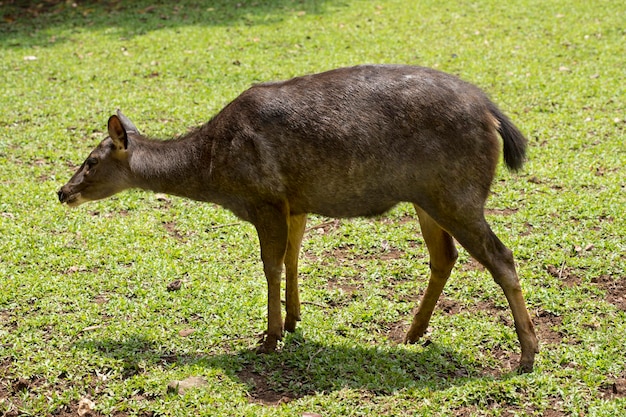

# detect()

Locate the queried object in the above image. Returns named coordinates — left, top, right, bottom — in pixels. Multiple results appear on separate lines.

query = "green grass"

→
left=1, top=0, right=625, bottom=415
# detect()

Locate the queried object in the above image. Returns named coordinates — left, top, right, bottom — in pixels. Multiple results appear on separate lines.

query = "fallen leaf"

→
left=179, top=328, right=195, bottom=337
left=80, top=325, right=103, bottom=333
left=77, top=397, right=95, bottom=416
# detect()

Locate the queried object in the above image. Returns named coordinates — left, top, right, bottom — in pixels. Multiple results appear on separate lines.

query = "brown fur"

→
left=58, top=65, right=538, bottom=372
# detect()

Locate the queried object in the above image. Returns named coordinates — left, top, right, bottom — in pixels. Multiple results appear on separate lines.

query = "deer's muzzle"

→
left=57, top=189, right=66, bottom=203
left=57, top=188, right=83, bottom=206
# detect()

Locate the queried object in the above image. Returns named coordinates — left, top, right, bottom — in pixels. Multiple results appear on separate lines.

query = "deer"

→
left=58, top=64, right=538, bottom=372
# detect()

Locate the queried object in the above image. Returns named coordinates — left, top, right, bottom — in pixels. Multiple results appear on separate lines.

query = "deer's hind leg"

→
left=284, top=213, right=307, bottom=332
left=433, top=210, right=538, bottom=372
left=405, top=204, right=458, bottom=343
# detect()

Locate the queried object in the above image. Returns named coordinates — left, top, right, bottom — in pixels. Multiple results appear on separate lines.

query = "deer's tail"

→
left=488, top=102, right=528, bottom=172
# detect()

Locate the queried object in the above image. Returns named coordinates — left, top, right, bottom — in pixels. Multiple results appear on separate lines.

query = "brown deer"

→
left=58, top=65, right=538, bottom=372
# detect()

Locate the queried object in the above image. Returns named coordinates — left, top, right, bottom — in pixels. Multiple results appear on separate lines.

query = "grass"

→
left=1, top=0, right=625, bottom=415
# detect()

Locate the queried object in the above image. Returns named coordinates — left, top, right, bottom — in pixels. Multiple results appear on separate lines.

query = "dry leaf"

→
left=179, top=328, right=195, bottom=337
left=80, top=325, right=103, bottom=333
left=77, top=397, right=95, bottom=416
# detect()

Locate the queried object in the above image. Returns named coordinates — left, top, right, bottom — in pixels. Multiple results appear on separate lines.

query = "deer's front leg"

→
left=253, top=203, right=289, bottom=353
left=284, top=213, right=307, bottom=332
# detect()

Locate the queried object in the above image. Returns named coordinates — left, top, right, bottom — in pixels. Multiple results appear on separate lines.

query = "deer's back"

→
left=208, top=65, right=501, bottom=217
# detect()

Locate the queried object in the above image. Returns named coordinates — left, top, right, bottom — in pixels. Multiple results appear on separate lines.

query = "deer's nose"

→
left=57, top=189, right=66, bottom=203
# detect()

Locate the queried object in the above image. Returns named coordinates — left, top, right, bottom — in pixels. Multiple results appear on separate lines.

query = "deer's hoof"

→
left=284, top=315, right=300, bottom=333
left=403, top=328, right=425, bottom=345
left=256, top=334, right=279, bottom=354
left=516, top=359, right=535, bottom=374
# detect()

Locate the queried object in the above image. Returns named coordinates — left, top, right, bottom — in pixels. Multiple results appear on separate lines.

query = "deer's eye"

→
left=86, top=157, right=98, bottom=167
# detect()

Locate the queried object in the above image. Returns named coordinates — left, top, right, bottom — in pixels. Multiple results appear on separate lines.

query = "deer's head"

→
left=58, top=111, right=137, bottom=207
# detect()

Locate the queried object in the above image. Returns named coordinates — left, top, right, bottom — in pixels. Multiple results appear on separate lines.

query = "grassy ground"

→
left=1, top=0, right=625, bottom=415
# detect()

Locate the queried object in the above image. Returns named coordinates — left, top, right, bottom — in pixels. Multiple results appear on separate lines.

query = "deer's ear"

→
left=116, top=110, right=140, bottom=135
left=107, top=115, right=129, bottom=150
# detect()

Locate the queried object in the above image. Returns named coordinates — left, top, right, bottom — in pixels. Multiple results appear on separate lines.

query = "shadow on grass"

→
left=75, top=331, right=500, bottom=404
left=1, top=0, right=336, bottom=47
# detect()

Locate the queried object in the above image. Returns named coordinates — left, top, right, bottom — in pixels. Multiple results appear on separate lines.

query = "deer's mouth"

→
left=58, top=189, right=85, bottom=207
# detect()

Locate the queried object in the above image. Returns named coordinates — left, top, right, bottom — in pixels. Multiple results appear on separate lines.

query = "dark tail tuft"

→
left=488, top=102, right=527, bottom=171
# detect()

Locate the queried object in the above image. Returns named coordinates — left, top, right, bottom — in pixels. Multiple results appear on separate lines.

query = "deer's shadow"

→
left=75, top=331, right=503, bottom=404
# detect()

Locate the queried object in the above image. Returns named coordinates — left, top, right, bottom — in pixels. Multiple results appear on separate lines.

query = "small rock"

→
left=167, top=376, right=208, bottom=395
left=167, top=279, right=182, bottom=291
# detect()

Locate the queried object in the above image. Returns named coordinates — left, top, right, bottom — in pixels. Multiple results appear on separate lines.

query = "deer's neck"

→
left=128, top=134, right=211, bottom=200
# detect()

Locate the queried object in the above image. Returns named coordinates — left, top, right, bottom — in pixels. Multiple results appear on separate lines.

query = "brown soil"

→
left=591, top=274, right=626, bottom=311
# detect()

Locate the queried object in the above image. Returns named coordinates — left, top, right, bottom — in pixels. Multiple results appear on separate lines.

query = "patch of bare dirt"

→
left=1, top=310, right=17, bottom=331
left=162, top=221, right=186, bottom=241
left=591, top=275, right=626, bottom=311
left=437, top=297, right=464, bottom=315
left=436, top=298, right=505, bottom=318
left=519, top=221, right=535, bottom=236
left=483, top=349, right=523, bottom=377
left=0, top=358, right=15, bottom=402
left=458, top=257, right=486, bottom=272
left=237, top=365, right=307, bottom=406
left=534, top=310, right=564, bottom=345
left=385, top=320, right=410, bottom=343
left=93, top=294, right=110, bottom=305
left=377, top=244, right=407, bottom=261
left=304, top=219, right=342, bottom=235
left=325, top=277, right=362, bottom=308
left=546, top=264, right=581, bottom=287
left=599, top=377, right=626, bottom=399
left=485, top=207, right=519, bottom=216
left=380, top=213, right=417, bottom=226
